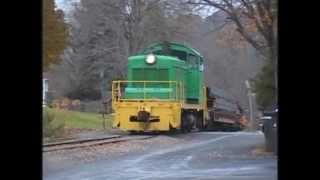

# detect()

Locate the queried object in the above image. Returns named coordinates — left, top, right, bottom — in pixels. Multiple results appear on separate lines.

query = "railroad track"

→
left=43, top=135, right=155, bottom=152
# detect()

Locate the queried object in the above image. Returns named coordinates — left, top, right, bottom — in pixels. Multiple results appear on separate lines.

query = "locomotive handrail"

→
left=113, top=80, right=179, bottom=83
left=112, top=80, right=184, bottom=104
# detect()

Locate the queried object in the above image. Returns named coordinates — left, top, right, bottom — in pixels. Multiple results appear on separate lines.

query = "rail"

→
left=43, top=135, right=154, bottom=152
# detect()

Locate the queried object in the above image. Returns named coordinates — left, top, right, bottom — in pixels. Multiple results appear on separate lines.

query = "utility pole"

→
left=100, top=70, right=106, bottom=130
left=43, top=79, right=49, bottom=107
left=245, top=80, right=255, bottom=131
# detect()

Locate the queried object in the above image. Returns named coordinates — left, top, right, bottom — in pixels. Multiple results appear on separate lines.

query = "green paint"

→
left=126, top=42, right=204, bottom=104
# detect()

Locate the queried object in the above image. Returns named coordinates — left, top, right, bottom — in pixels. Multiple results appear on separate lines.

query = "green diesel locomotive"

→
left=111, top=41, right=247, bottom=132
left=112, top=41, right=209, bottom=132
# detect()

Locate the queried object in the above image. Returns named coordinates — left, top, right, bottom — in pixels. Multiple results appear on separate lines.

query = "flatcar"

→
left=206, top=87, right=248, bottom=131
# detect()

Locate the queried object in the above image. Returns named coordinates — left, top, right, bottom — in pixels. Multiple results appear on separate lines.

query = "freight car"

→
left=111, top=41, right=246, bottom=133
left=206, top=87, right=248, bottom=131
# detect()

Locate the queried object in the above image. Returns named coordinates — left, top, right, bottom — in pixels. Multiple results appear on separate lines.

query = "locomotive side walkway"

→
left=43, top=131, right=277, bottom=180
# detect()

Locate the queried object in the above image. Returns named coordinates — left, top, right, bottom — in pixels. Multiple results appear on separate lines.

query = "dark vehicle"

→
left=261, top=107, right=278, bottom=154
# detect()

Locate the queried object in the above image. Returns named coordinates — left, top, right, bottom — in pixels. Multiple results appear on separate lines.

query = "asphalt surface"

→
left=43, top=131, right=277, bottom=180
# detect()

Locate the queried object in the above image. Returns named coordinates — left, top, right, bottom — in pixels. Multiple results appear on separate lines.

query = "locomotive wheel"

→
left=180, top=125, right=187, bottom=133
left=129, top=130, right=137, bottom=135
left=196, top=118, right=203, bottom=130
left=196, top=111, right=204, bottom=130
left=188, top=112, right=196, bottom=132
left=187, top=126, right=192, bottom=132
left=181, top=112, right=189, bottom=133
left=169, top=128, right=178, bottom=134
left=181, top=112, right=185, bottom=132
left=181, top=124, right=187, bottom=133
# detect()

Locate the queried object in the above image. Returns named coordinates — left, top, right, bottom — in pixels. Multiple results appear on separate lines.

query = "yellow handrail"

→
left=113, top=80, right=178, bottom=83
left=175, top=82, right=178, bottom=101
left=144, top=81, right=146, bottom=100
left=112, top=80, right=184, bottom=103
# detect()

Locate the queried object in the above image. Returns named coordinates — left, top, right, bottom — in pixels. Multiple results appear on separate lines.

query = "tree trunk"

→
left=269, top=41, right=278, bottom=105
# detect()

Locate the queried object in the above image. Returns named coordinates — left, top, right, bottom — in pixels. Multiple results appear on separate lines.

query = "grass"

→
left=43, top=108, right=65, bottom=138
left=46, top=108, right=112, bottom=129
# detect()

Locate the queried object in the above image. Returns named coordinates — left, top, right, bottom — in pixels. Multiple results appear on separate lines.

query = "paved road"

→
left=44, top=131, right=277, bottom=180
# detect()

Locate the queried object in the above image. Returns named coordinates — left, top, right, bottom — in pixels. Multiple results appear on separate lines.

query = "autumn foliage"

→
left=189, top=0, right=278, bottom=108
left=43, top=0, right=68, bottom=71
left=51, top=98, right=81, bottom=111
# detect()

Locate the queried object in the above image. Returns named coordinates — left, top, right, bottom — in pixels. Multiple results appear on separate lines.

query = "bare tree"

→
left=47, top=0, right=264, bottom=108
left=49, top=0, right=128, bottom=100
left=187, top=0, right=277, bottom=101
left=49, top=0, right=174, bottom=100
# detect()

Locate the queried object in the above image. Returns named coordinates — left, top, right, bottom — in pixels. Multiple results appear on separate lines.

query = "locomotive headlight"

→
left=145, top=54, right=156, bottom=64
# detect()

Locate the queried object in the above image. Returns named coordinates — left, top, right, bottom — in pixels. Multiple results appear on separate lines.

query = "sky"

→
left=55, top=0, right=80, bottom=12
left=55, top=0, right=80, bottom=22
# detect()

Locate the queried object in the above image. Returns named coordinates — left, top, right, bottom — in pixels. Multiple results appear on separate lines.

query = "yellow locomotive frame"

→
left=112, top=81, right=183, bottom=131
left=111, top=80, right=208, bottom=132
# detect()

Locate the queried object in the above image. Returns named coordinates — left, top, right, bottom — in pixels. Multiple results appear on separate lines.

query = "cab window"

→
left=171, top=50, right=186, bottom=61
left=199, top=58, right=204, bottom=71
left=188, top=54, right=198, bottom=68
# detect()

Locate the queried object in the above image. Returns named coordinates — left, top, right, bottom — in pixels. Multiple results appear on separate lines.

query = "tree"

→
left=117, top=0, right=170, bottom=55
left=253, top=60, right=275, bottom=109
left=188, top=0, right=277, bottom=107
left=57, top=0, right=127, bottom=100
left=46, top=0, right=263, bottom=108
left=43, top=0, right=68, bottom=72
left=188, top=0, right=277, bottom=60
left=50, top=0, right=172, bottom=100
